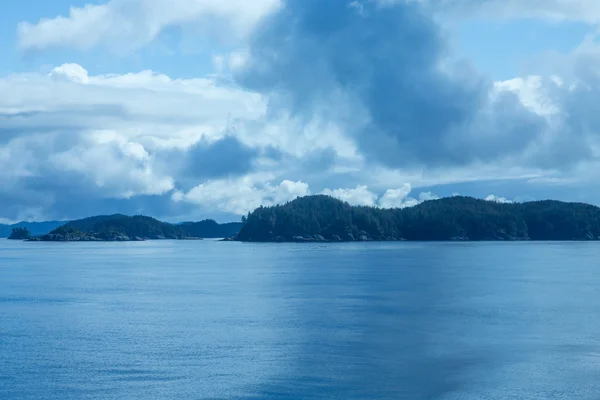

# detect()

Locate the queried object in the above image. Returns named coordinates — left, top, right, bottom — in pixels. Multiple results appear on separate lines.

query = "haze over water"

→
left=2, top=240, right=600, bottom=399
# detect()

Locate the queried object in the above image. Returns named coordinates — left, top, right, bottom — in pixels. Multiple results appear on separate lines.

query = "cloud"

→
left=322, top=186, right=378, bottom=207
left=234, top=0, right=550, bottom=170
left=8, top=0, right=600, bottom=222
left=485, top=194, right=513, bottom=204
left=18, top=0, right=282, bottom=52
left=0, top=64, right=270, bottom=220
left=378, top=184, right=414, bottom=208
left=174, top=176, right=310, bottom=215
left=378, top=184, right=440, bottom=209
left=181, top=135, right=260, bottom=183
left=321, top=183, right=439, bottom=209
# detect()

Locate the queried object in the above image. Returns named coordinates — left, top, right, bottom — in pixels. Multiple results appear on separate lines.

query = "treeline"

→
left=179, top=220, right=242, bottom=239
left=236, top=195, right=600, bottom=242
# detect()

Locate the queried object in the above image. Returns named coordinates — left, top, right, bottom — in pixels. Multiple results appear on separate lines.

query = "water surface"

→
left=1, top=240, right=600, bottom=399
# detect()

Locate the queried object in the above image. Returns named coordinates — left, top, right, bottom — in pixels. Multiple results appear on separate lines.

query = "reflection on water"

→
left=1, top=241, right=600, bottom=399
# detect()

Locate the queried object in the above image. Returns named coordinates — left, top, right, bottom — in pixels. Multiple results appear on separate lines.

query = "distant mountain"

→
left=0, top=221, right=66, bottom=238
left=179, top=220, right=243, bottom=238
left=236, top=195, right=600, bottom=242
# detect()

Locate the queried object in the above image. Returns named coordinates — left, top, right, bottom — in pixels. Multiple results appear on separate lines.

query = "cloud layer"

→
left=18, top=0, right=282, bottom=52
left=5, top=0, right=600, bottom=221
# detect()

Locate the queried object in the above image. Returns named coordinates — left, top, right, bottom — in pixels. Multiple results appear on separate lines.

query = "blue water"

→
left=1, top=240, right=600, bottom=399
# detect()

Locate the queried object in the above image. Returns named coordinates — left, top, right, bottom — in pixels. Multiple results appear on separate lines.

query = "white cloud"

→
left=321, top=183, right=440, bottom=209
left=419, top=191, right=440, bottom=201
left=50, top=63, right=90, bottom=83
left=485, top=194, right=513, bottom=204
left=377, top=184, right=439, bottom=209
left=49, top=130, right=175, bottom=198
left=0, top=64, right=268, bottom=218
left=18, top=0, right=282, bottom=52
left=493, top=76, right=561, bottom=117
left=174, top=176, right=310, bottom=215
left=378, top=184, right=413, bottom=208
left=322, top=185, right=378, bottom=206
left=8, top=0, right=600, bottom=221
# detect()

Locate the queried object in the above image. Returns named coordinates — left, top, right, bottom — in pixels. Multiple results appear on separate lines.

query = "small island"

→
left=8, top=227, right=32, bottom=240
left=236, top=195, right=600, bottom=242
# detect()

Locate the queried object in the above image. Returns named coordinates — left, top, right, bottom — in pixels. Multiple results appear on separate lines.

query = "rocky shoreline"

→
left=26, top=232, right=202, bottom=242
left=234, top=231, right=539, bottom=243
left=27, top=231, right=145, bottom=242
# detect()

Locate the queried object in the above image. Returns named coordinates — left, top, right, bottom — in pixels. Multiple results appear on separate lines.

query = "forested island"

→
left=16, top=215, right=242, bottom=242
left=8, top=227, right=32, bottom=240
left=236, top=195, right=600, bottom=242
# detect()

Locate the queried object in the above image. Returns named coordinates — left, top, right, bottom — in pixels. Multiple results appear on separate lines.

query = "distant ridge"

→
left=0, top=221, right=66, bottom=238
left=236, top=195, right=600, bottom=242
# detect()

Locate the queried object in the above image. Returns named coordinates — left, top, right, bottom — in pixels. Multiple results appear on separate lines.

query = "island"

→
left=0, top=221, right=65, bottom=238
left=7, top=227, right=32, bottom=240
left=24, top=215, right=242, bottom=242
left=236, top=195, right=600, bottom=242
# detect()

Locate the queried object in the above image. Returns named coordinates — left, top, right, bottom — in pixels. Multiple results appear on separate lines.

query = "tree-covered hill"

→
left=63, top=214, right=189, bottom=240
left=236, top=195, right=600, bottom=242
left=179, top=220, right=243, bottom=238
left=26, top=215, right=244, bottom=241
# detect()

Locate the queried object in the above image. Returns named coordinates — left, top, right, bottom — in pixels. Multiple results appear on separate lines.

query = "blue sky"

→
left=2, top=0, right=600, bottom=223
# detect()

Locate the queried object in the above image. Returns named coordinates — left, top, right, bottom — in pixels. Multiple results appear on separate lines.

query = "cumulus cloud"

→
left=7, top=0, right=600, bottom=222
left=173, top=177, right=310, bottom=215
left=0, top=64, right=270, bottom=220
left=322, top=186, right=378, bottom=207
left=485, top=194, right=513, bottom=204
left=378, top=185, right=414, bottom=209
left=18, top=0, right=282, bottom=52
left=321, top=183, right=439, bottom=209
left=234, top=0, right=551, bottom=170
left=378, top=185, right=440, bottom=209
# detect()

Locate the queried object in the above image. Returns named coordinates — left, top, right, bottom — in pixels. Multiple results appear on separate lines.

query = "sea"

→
left=1, top=239, right=600, bottom=399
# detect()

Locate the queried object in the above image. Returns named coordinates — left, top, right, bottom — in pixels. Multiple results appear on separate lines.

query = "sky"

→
left=2, top=0, right=600, bottom=223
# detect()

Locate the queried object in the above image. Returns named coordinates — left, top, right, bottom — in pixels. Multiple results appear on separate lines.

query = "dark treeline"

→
left=236, top=195, right=600, bottom=242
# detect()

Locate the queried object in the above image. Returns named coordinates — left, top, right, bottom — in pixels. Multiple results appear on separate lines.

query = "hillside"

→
left=62, top=214, right=189, bottom=240
left=236, top=195, right=600, bottom=242
left=26, top=214, right=243, bottom=241
left=179, top=220, right=243, bottom=238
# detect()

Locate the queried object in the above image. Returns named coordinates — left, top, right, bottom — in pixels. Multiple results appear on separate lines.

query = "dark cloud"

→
left=235, top=0, right=549, bottom=168
left=185, top=135, right=259, bottom=179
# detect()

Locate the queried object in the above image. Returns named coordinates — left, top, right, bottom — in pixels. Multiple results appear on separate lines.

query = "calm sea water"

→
left=1, top=240, right=600, bottom=399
